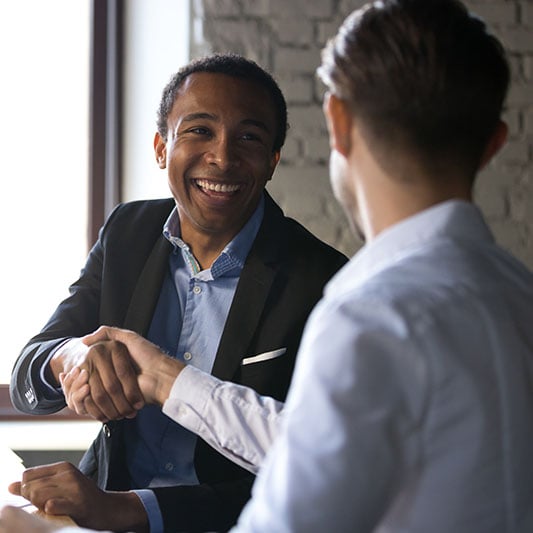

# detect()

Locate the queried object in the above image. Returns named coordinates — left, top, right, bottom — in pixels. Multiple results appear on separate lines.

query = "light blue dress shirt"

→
left=231, top=200, right=533, bottom=533
left=130, top=196, right=264, bottom=532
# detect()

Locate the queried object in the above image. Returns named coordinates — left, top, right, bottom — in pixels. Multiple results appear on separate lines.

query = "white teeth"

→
left=196, top=179, right=240, bottom=193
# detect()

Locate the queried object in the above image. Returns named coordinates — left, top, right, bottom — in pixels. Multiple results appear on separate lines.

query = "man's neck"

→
left=180, top=229, right=235, bottom=270
left=365, top=184, right=472, bottom=241
left=349, top=136, right=473, bottom=242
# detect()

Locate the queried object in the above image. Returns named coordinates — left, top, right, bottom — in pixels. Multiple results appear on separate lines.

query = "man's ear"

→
left=266, top=150, right=281, bottom=182
left=323, top=92, right=353, bottom=157
left=154, top=132, right=167, bottom=169
left=479, top=120, right=508, bottom=170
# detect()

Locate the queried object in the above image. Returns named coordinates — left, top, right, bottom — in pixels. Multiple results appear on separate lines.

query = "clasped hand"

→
left=56, top=326, right=184, bottom=422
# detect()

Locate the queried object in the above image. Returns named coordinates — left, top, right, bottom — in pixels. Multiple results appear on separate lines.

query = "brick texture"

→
left=191, top=0, right=533, bottom=268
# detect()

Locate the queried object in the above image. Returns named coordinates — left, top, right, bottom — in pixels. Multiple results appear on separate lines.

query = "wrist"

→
left=104, top=491, right=149, bottom=533
left=155, top=357, right=184, bottom=406
left=144, top=356, right=184, bottom=407
left=49, top=338, right=78, bottom=387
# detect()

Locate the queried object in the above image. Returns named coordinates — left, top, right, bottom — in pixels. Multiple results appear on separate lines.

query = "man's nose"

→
left=205, top=136, right=240, bottom=170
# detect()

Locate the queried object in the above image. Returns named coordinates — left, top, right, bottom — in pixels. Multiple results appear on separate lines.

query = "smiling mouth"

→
left=195, top=179, right=242, bottom=194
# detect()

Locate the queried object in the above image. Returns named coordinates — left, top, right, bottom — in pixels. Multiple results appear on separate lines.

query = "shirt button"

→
left=193, top=285, right=202, bottom=294
left=165, top=463, right=174, bottom=472
left=184, top=352, right=192, bottom=361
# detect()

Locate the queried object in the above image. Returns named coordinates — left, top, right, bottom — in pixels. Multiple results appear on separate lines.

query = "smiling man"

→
left=9, top=54, right=347, bottom=532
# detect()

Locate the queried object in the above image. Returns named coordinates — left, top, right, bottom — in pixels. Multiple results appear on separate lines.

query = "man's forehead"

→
left=171, top=72, right=276, bottom=123
left=177, top=71, right=261, bottom=96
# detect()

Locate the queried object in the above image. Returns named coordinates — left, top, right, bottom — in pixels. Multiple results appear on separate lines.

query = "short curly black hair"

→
left=157, top=53, right=288, bottom=152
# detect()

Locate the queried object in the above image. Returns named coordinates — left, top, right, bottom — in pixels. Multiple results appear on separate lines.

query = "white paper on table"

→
left=0, top=445, right=31, bottom=509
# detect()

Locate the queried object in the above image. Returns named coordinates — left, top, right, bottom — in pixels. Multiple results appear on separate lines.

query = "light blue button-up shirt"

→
left=131, top=196, right=264, bottom=532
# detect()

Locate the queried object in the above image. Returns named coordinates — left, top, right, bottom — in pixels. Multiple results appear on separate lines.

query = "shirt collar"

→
left=163, top=194, right=265, bottom=279
left=329, top=200, right=494, bottom=292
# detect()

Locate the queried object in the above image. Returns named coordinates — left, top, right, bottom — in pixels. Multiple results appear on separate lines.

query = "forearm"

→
left=163, top=366, right=283, bottom=473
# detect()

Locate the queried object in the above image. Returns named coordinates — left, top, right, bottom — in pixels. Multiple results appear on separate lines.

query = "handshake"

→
left=53, top=326, right=186, bottom=422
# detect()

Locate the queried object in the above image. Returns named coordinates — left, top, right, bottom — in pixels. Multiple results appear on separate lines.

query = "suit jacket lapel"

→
left=124, top=236, right=172, bottom=335
left=212, top=193, right=284, bottom=380
left=212, top=255, right=276, bottom=380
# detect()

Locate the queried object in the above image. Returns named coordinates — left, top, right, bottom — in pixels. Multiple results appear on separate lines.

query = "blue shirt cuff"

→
left=134, top=489, right=164, bottom=533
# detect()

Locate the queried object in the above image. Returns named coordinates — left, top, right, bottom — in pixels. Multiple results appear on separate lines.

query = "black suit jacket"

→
left=10, top=192, right=347, bottom=531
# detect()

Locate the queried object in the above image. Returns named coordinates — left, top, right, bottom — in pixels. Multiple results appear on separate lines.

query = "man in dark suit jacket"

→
left=10, top=53, right=347, bottom=532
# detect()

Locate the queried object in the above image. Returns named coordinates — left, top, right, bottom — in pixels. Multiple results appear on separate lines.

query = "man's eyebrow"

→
left=181, top=113, right=271, bottom=133
left=241, top=118, right=271, bottom=133
left=181, top=112, right=216, bottom=122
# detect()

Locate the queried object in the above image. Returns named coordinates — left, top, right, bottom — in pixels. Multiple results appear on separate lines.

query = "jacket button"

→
left=102, top=424, right=111, bottom=438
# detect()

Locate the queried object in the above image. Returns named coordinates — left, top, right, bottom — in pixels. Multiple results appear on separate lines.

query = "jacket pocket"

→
left=241, top=348, right=287, bottom=366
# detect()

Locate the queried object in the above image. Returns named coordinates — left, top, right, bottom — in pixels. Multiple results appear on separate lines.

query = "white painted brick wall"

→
left=191, top=0, right=533, bottom=268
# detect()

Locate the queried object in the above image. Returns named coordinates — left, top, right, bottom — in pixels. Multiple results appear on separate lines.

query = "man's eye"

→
left=241, top=133, right=260, bottom=141
left=188, top=127, right=210, bottom=135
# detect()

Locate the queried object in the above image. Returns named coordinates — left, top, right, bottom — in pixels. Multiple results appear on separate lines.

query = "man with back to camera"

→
left=230, top=0, right=533, bottom=530
left=8, top=53, right=347, bottom=532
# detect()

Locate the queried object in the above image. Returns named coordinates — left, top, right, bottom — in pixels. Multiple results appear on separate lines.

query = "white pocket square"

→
left=241, top=348, right=287, bottom=366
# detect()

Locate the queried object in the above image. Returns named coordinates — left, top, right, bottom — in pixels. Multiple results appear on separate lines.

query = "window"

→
left=121, top=0, right=190, bottom=201
left=0, top=0, right=90, bottom=385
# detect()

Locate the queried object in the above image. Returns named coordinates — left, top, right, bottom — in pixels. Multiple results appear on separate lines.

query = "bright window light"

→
left=0, top=0, right=90, bottom=384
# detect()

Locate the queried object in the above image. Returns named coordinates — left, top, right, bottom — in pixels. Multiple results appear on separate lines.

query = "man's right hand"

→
left=51, top=337, right=144, bottom=422
left=60, top=326, right=185, bottom=417
left=81, top=326, right=186, bottom=407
